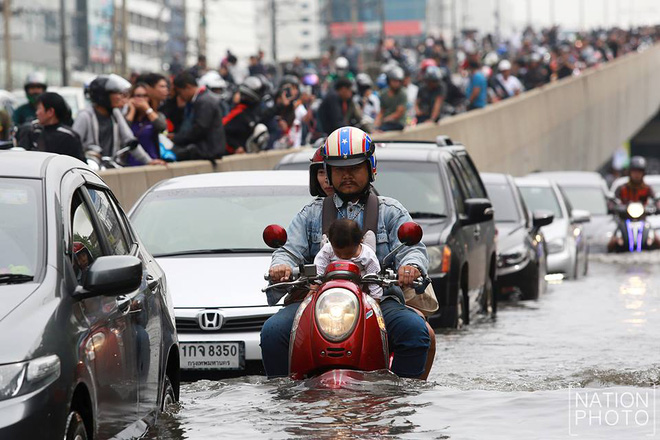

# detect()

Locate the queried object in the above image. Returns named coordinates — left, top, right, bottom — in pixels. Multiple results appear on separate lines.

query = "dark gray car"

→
left=0, top=151, right=179, bottom=439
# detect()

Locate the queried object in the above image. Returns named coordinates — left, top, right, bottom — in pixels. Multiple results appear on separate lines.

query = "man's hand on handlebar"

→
left=269, top=264, right=293, bottom=283
left=398, top=265, right=421, bottom=288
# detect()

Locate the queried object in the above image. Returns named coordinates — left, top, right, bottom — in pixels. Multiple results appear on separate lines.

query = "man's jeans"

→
left=260, top=287, right=430, bottom=378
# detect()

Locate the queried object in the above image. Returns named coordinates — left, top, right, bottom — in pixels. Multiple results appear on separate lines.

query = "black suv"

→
left=276, top=137, right=497, bottom=328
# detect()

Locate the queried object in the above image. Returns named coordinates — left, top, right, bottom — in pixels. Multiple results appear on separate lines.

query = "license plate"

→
left=180, top=342, right=245, bottom=370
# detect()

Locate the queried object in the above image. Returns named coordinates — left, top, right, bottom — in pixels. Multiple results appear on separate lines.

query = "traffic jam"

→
left=2, top=126, right=657, bottom=439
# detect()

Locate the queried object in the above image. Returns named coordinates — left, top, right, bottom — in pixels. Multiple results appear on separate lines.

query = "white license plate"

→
left=180, top=342, right=245, bottom=370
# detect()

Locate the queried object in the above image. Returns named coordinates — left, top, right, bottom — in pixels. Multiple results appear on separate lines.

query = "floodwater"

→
left=147, top=256, right=660, bottom=439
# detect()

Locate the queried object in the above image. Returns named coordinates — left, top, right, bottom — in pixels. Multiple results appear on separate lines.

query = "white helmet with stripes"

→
left=322, top=126, right=377, bottom=183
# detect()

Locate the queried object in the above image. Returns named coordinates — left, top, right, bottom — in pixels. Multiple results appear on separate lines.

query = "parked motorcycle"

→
left=609, top=202, right=658, bottom=253
left=262, top=222, right=432, bottom=382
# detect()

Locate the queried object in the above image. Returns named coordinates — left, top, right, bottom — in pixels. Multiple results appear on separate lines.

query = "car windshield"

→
left=518, top=186, right=564, bottom=219
left=130, top=185, right=312, bottom=256
left=373, top=161, right=448, bottom=218
left=279, top=160, right=448, bottom=218
left=561, top=186, right=608, bottom=216
left=485, top=182, right=520, bottom=223
left=0, top=178, right=43, bottom=279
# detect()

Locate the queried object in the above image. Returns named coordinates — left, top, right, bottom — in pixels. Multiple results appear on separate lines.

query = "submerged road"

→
left=147, top=255, right=660, bottom=439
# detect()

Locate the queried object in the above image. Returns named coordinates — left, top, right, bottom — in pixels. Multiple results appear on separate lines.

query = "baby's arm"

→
left=314, top=242, right=334, bottom=278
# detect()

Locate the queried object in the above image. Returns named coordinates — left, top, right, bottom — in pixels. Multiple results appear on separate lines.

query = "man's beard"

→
left=334, top=184, right=371, bottom=202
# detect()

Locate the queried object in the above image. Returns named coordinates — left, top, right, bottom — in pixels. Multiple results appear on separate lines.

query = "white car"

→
left=129, top=170, right=312, bottom=372
left=516, top=177, right=590, bottom=280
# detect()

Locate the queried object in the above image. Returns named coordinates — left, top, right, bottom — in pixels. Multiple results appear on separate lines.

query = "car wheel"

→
left=433, top=287, right=467, bottom=329
left=161, top=374, right=176, bottom=412
left=520, top=264, right=541, bottom=300
left=572, top=249, right=580, bottom=280
left=64, top=411, right=88, bottom=440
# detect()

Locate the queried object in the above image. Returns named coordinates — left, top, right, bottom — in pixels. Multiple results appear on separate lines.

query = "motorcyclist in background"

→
left=223, top=76, right=266, bottom=154
left=355, top=73, right=380, bottom=123
left=415, top=66, right=447, bottom=124
left=13, top=72, right=48, bottom=126
left=614, top=156, right=657, bottom=206
left=73, top=74, right=160, bottom=165
left=199, top=71, right=231, bottom=117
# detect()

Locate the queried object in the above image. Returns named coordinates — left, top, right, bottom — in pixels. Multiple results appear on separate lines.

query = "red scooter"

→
left=262, top=222, right=432, bottom=382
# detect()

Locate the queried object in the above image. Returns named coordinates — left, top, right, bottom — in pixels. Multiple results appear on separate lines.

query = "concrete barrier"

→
left=375, top=44, right=660, bottom=176
left=99, top=148, right=303, bottom=210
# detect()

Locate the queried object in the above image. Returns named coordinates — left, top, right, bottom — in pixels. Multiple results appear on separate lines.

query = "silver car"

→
left=532, top=171, right=615, bottom=253
left=129, top=171, right=311, bottom=373
left=516, top=177, right=590, bottom=280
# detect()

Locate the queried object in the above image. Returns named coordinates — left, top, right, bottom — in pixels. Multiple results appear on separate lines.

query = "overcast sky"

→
left=453, top=0, right=660, bottom=35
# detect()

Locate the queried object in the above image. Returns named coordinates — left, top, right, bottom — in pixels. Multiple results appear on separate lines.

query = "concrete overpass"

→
left=101, top=44, right=660, bottom=209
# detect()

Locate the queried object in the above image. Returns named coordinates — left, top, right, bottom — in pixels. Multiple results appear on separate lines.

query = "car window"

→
left=484, top=182, right=520, bottom=223
left=516, top=186, right=531, bottom=226
left=561, top=186, right=607, bottom=216
left=456, top=154, right=487, bottom=198
left=0, top=178, right=43, bottom=277
left=71, top=191, right=103, bottom=284
left=518, top=186, right=564, bottom=219
left=373, top=161, right=448, bottom=217
left=85, top=187, right=130, bottom=255
left=131, top=185, right=312, bottom=256
left=446, top=162, right=466, bottom=214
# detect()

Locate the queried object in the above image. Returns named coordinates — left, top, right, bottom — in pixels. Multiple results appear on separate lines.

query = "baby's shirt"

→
left=314, top=241, right=383, bottom=299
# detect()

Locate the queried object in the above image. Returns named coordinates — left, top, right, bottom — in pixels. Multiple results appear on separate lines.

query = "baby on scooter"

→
left=314, top=219, right=383, bottom=299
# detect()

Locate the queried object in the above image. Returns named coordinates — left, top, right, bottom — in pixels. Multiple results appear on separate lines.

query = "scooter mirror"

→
left=397, top=222, right=423, bottom=246
left=263, top=225, right=288, bottom=249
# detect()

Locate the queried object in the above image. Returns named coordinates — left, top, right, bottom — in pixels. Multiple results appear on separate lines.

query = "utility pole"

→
left=199, top=0, right=207, bottom=57
left=526, top=0, right=532, bottom=28
left=550, top=0, right=555, bottom=26
left=3, top=0, right=11, bottom=89
left=350, top=0, right=358, bottom=37
left=494, top=0, right=501, bottom=43
left=121, top=0, right=128, bottom=76
left=270, top=0, right=277, bottom=63
left=451, top=0, right=457, bottom=49
left=379, top=0, right=385, bottom=41
left=59, top=0, right=68, bottom=86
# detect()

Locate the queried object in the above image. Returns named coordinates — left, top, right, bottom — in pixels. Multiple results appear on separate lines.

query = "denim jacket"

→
left=271, top=193, right=429, bottom=273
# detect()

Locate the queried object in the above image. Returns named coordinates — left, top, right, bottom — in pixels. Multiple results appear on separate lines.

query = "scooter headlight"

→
left=315, top=288, right=359, bottom=342
left=627, top=203, right=645, bottom=219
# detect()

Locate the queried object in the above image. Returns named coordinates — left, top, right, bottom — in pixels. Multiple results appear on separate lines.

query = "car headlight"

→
left=627, top=203, right=645, bottom=219
left=427, top=245, right=451, bottom=274
left=315, top=288, right=359, bottom=342
left=0, top=354, right=60, bottom=401
left=499, top=245, right=527, bottom=267
left=547, top=238, right=566, bottom=254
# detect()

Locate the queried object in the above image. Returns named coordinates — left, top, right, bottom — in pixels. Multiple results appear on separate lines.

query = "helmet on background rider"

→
left=322, top=126, right=377, bottom=185
left=356, top=73, right=373, bottom=94
left=87, top=74, right=132, bottom=111
left=419, top=58, right=437, bottom=74
left=24, top=72, right=48, bottom=104
left=238, top=76, right=265, bottom=104
left=309, top=146, right=327, bottom=197
left=386, top=66, right=405, bottom=84
left=335, top=56, right=350, bottom=75
left=198, top=71, right=227, bottom=92
left=423, top=66, right=444, bottom=83
left=630, top=156, right=647, bottom=173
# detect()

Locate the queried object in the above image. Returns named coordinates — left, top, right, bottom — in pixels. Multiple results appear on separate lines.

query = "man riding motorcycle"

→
left=261, top=126, right=432, bottom=379
left=608, top=156, right=660, bottom=251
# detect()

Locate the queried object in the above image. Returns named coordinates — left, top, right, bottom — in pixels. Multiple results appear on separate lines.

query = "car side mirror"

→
left=532, top=210, right=554, bottom=229
left=73, top=255, right=143, bottom=299
left=397, top=221, right=423, bottom=246
left=572, top=209, right=591, bottom=224
left=263, top=224, right=288, bottom=248
left=462, top=198, right=494, bottom=226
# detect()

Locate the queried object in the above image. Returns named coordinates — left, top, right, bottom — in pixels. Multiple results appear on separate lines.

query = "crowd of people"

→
left=5, top=25, right=659, bottom=165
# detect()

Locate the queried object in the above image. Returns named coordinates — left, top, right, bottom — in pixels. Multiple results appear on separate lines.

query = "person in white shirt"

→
left=314, top=219, right=383, bottom=299
left=496, top=60, right=524, bottom=98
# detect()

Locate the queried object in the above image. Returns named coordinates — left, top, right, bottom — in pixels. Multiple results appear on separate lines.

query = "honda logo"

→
left=198, top=311, right=224, bottom=331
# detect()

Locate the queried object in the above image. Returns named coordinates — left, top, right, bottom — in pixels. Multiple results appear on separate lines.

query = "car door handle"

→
left=474, top=224, right=481, bottom=240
